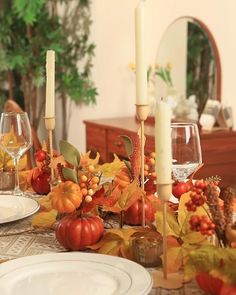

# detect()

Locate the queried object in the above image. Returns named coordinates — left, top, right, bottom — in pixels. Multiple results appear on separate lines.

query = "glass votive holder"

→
left=132, top=236, right=163, bottom=267
left=0, top=171, right=15, bottom=191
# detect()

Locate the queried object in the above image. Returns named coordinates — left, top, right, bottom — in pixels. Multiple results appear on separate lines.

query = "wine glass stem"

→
left=13, top=156, right=22, bottom=196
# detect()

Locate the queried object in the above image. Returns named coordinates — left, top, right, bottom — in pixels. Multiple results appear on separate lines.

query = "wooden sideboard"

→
left=84, top=117, right=236, bottom=188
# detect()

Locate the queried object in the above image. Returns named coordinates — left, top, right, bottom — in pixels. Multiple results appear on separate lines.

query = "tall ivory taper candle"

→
left=155, top=100, right=172, bottom=200
left=135, top=0, right=147, bottom=106
left=45, top=50, right=55, bottom=118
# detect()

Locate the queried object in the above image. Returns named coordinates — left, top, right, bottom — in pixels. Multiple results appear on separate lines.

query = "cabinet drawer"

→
left=107, top=129, right=134, bottom=157
left=107, top=129, right=156, bottom=158
left=85, top=124, right=106, bottom=161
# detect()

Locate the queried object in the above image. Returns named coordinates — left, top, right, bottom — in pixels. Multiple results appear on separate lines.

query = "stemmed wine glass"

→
left=171, top=122, right=202, bottom=182
left=0, top=112, right=32, bottom=196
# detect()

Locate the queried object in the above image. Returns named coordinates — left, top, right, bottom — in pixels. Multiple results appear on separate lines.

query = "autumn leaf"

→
left=182, top=231, right=208, bottom=245
left=82, top=187, right=106, bottom=213
left=80, top=151, right=100, bottom=169
left=37, top=196, right=53, bottom=211
left=50, top=155, right=67, bottom=170
left=98, top=154, right=125, bottom=178
left=87, top=227, right=147, bottom=259
left=161, top=246, right=183, bottom=273
left=31, top=210, right=57, bottom=228
left=103, top=180, right=141, bottom=213
left=155, top=209, right=180, bottom=237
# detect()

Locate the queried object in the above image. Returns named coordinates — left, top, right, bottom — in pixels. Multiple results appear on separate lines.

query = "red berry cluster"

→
left=185, top=180, right=207, bottom=212
left=189, top=215, right=215, bottom=236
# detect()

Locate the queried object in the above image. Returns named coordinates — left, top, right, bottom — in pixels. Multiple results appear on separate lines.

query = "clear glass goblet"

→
left=171, top=122, right=202, bottom=182
left=0, top=112, right=32, bottom=196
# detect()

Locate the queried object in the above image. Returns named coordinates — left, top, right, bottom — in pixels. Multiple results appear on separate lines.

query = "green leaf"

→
left=62, top=167, right=78, bottom=183
left=59, top=140, right=80, bottom=166
left=120, top=135, right=133, bottom=158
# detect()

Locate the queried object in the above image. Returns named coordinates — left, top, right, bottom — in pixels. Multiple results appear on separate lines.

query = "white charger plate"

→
left=0, top=195, right=39, bottom=224
left=0, top=252, right=152, bottom=295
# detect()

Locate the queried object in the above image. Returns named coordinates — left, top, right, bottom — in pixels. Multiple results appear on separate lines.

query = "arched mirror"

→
left=151, top=17, right=221, bottom=120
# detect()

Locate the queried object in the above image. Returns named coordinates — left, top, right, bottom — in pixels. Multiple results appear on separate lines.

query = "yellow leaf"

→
left=155, top=209, right=180, bottom=237
left=182, top=231, right=208, bottom=245
left=98, top=154, right=125, bottom=178
left=37, top=196, right=53, bottom=211
left=107, top=228, right=137, bottom=240
left=80, top=151, right=100, bottom=168
left=113, top=180, right=141, bottom=211
left=161, top=246, right=183, bottom=273
left=87, top=227, right=145, bottom=259
left=31, top=210, right=57, bottom=228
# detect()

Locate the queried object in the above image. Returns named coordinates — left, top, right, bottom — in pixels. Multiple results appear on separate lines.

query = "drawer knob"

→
left=114, top=140, right=123, bottom=148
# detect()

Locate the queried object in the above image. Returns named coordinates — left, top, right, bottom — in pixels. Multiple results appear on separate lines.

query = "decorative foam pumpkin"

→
left=113, top=167, right=131, bottom=189
left=55, top=215, right=104, bottom=250
left=124, top=198, right=155, bottom=225
left=49, top=181, right=82, bottom=213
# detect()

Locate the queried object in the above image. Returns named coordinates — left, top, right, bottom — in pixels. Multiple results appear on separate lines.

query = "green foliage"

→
left=13, top=0, right=46, bottom=25
left=0, top=0, right=97, bottom=135
left=187, top=21, right=216, bottom=115
left=185, top=245, right=236, bottom=284
left=59, top=140, right=80, bottom=166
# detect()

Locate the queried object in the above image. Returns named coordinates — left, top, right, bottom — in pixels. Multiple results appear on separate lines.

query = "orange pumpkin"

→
left=55, top=215, right=104, bottom=250
left=113, top=167, right=131, bottom=189
left=49, top=181, right=82, bottom=213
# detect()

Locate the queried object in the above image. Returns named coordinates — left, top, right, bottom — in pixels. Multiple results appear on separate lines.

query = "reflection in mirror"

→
left=152, top=17, right=220, bottom=121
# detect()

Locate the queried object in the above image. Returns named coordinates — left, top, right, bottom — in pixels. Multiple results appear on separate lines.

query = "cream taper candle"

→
left=45, top=50, right=55, bottom=118
left=135, top=0, right=147, bottom=105
left=155, top=100, right=172, bottom=186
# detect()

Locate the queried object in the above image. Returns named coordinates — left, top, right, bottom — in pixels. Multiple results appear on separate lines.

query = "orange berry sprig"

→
left=144, top=152, right=156, bottom=180
left=78, top=165, right=100, bottom=203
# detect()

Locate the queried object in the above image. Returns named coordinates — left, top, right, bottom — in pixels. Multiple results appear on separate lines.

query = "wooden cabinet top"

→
left=84, top=117, right=236, bottom=139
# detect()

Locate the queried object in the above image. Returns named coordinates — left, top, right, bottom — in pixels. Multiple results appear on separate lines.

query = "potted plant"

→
left=0, top=0, right=97, bottom=139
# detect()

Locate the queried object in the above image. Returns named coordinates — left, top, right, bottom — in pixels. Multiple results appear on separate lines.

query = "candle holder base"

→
left=44, top=117, right=55, bottom=131
left=136, top=105, right=149, bottom=121
left=157, top=183, right=173, bottom=201
left=152, top=270, right=183, bottom=289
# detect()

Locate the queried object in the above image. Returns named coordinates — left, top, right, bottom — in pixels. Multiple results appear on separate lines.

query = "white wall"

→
left=63, top=0, right=236, bottom=153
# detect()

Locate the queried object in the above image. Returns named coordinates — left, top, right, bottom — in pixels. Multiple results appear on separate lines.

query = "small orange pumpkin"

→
left=49, top=181, right=82, bottom=213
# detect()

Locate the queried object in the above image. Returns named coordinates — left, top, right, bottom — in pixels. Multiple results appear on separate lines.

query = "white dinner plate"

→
left=0, top=252, right=152, bottom=295
left=0, top=195, right=39, bottom=224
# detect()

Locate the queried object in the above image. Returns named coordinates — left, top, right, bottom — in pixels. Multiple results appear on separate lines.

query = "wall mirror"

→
left=152, top=17, right=221, bottom=120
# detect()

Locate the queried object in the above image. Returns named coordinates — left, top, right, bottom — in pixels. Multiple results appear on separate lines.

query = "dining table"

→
left=0, top=192, right=205, bottom=295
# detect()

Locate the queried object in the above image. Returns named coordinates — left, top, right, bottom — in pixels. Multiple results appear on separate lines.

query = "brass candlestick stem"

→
left=136, top=104, right=149, bottom=227
left=157, top=183, right=172, bottom=279
left=44, top=117, right=55, bottom=188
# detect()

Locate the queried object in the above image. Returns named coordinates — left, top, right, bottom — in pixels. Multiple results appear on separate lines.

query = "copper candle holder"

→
left=132, top=236, right=163, bottom=267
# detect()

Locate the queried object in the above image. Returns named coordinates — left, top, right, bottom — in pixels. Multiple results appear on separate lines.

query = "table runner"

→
left=0, top=199, right=204, bottom=294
